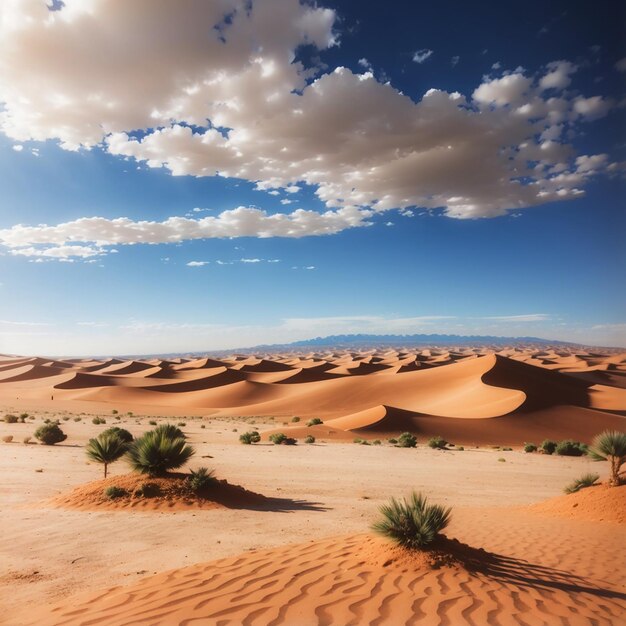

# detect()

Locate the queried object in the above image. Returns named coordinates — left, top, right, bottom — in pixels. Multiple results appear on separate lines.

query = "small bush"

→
left=304, top=435, right=315, bottom=444
left=186, top=467, right=216, bottom=492
left=62, top=416, right=70, bottom=421
left=104, top=486, right=127, bottom=499
left=427, top=436, right=447, bottom=450
left=457, top=446, right=464, bottom=451
left=2, top=435, right=13, bottom=443
left=269, top=432, right=287, bottom=445
left=501, top=447, right=513, bottom=452
left=34, top=423, right=67, bottom=445
left=498, top=457, right=506, bottom=462
left=101, top=427, right=134, bottom=443
left=541, top=439, right=557, bottom=455
left=200, top=424, right=206, bottom=429
left=360, top=439, right=371, bottom=445
left=372, top=491, right=451, bottom=549
left=133, top=482, right=160, bottom=498
left=387, top=438, right=398, bottom=445
left=126, top=430, right=195, bottom=476
left=524, top=443, right=537, bottom=453
left=4, top=414, right=18, bottom=423
left=73, top=417, right=82, bottom=422
left=111, top=410, right=118, bottom=415
left=556, top=440, right=587, bottom=457
left=291, top=416, right=301, bottom=423
left=306, top=418, right=323, bottom=427
left=239, top=431, right=261, bottom=444
left=19, top=413, right=29, bottom=422
left=353, top=437, right=363, bottom=444
left=397, top=432, right=417, bottom=448
left=23, top=436, right=31, bottom=444
left=372, top=439, right=382, bottom=445
left=92, top=417, right=106, bottom=425
left=148, top=420, right=157, bottom=426
left=177, top=422, right=186, bottom=427
left=564, top=473, right=599, bottom=494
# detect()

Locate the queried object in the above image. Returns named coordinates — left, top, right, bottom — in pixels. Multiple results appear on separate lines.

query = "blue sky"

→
left=0, top=0, right=624, bottom=355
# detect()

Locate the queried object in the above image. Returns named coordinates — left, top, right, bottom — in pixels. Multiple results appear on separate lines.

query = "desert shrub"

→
left=62, top=416, right=70, bottom=421
left=541, top=439, right=557, bottom=455
left=457, top=446, right=465, bottom=451
left=501, top=447, right=513, bottom=452
left=4, top=414, right=18, bottom=423
left=23, top=436, right=31, bottom=444
left=186, top=467, right=216, bottom=492
left=86, top=432, right=129, bottom=478
left=291, top=416, right=301, bottom=423
left=306, top=418, right=323, bottom=427
left=269, top=432, right=287, bottom=445
left=73, top=417, right=82, bottom=422
left=555, top=440, right=587, bottom=457
left=153, top=423, right=186, bottom=440
left=498, top=457, right=506, bottom=462
left=564, top=473, right=599, bottom=494
left=239, top=431, right=261, bottom=444
left=148, top=420, right=157, bottom=426
left=177, top=422, right=186, bottom=427
left=102, top=427, right=134, bottom=443
left=360, top=439, right=371, bottom=446
left=111, top=409, right=118, bottom=415
left=427, top=436, right=448, bottom=450
left=19, top=413, right=29, bottom=422
left=104, top=486, right=127, bottom=499
left=2, top=435, right=13, bottom=443
left=126, top=430, right=195, bottom=476
left=353, top=437, right=363, bottom=444
left=133, top=482, right=160, bottom=498
left=92, top=417, right=106, bottom=425
left=397, top=432, right=417, bottom=448
left=372, top=440, right=382, bottom=445
left=524, top=443, right=537, bottom=453
left=387, top=438, right=398, bottom=445
left=372, top=491, right=451, bottom=549
left=200, top=424, right=206, bottom=429
left=304, top=435, right=315, bottom=444
left=34, top=423, right=67, bottom=445
left=589, top=430, right=626, bottom=486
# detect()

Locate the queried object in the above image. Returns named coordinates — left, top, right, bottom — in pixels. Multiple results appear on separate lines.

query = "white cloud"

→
left=480, top=314, right=551, bottom=323
left=186, top=260, right=210, bottom=267
left=451, top=56, right=459, bottom=67
left=0, top=2, right=617, bottom=222
left=539, top=61, right=577, bottom=90
left=12, top=144, right=23, bottom=152
left=9, top=244, right=104, bottom=259
left=413, top=49, right=433, bottom=64
left=358, top=58, right=371, bottom=69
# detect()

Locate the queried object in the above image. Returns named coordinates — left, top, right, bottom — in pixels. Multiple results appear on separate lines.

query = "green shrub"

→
left=541, top=439, right=557, bottom=455
left=34, top=423, right=67, bottom=445
left=73, top=417, right=82, bottom=422
left=239, top=431, right=261, bottom=444
left=306, top=418, right=323, bottom=427
left=589, top=430, right=626, bottom=486
left=556, top=440, right=587, bottom=457
left=101, top=427, right=134, bottom=443
left=360, top=439, right=371, bottom=446
left=427, top=436, right=447, bottom=450
left=564, top=473, right=600, bottom=494
left=353, top=437, right=363, bottom=444
left=177, top=422, right=186, bottom=427
left=104, top=486, right=127, bottom=499
left=524, top=443, right=537, bottom=453
left=19, top=413, right=29, bottom=422
left=133, top=482, right=160, bottom=498
left=372, top=491, right=451, bottom=549
left=148, top=420, right=157, bottom=426
left=153, top=423, right=186, bottom=440
left=372, top=440, right=382, bottom=445
left=4, top=414, right=18, bottom=423
left=304, top=435, right=315, bottom=444
left=397, top=432, right=417, bottom=448
left=291, top=416, right=301, bottom=423
left=269, top=432, right=287, bottom=445
left=111, top=410, right=118, bottom=415
left=387, top=438, right=398, bottom=445
left=92, top=417, right=106, bottom=425
left=186, top=467, right=216, bottom=493
left=126, top=430, right=195, bottom=476
left=86, top=432, right=129, bottom=478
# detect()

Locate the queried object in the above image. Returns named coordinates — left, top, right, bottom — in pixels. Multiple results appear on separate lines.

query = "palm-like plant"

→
left=589, top=430, right=626, bottom=486
left=152, top=423, right=186, bottom=440
left=126, top=430, right=195, bottom=476
left=85, top=433, right=129, bottom=478
left=372, top=491, right=451, bottom=549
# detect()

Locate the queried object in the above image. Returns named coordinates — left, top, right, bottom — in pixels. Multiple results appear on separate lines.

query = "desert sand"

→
left=1, top=346, right=625, bottom=625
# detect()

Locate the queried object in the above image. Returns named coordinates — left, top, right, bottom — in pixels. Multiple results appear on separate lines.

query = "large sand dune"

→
left=0, top=347, right=624, bottom=444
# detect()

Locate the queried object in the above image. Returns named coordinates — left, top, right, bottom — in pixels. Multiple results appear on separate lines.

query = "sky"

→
left=0, top=0, right=624, bottom=356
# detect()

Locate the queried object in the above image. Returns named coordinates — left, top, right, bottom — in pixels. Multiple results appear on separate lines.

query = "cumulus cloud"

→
left=186, top=261, right=210, bottom=267
left=0, top=0, right=618, bottom=225
left=412, top=49, right=433, bottom=64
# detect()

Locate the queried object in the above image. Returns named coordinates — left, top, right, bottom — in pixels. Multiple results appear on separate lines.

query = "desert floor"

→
left=1, top=410, right=624, bottom=625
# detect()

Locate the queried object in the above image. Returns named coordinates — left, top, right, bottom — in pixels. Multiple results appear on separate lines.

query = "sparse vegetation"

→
left=306, top=418, right=323, bottom=427
left=291, top=416, right=301, bottom=423
left=387, top=438, right=398, bottom=445
left=397, top=432, right=417, bottom=448
left=239, top=431, right=261, bottom=444
left=186, top=467, right=216, bottom=492
left=589, top=430, right=626, bottom=486
left=101, top=427, right=134, bottom=443
left=555, top=440, right=587, bottom=457
left=153, top=423, right=186, bottom=440
left=92, top=417, right=106, bottom=425
left=34, top=423, right=67, bottom=445
left=177, top=422, right=186, bottom=427
left=372, top=439, right=381, bottom=445
left=133, top=482, right=160, bottom=498
left=148, top=420, right=157, bottom=426
left=501, top=447, right=513, bottom=452
left=427, top=436, right=448, bottom=450
left=524, top=443, right=537, bottom=453
left=4, top=414, right=18, bottom=423
left=541, top=439, right=557, bottom=455
left=457, top=446, right=464, bottom=451
left=564, top=473, right=600, bottom=494
left=104, top=486, right=127, bottom=499
left=304, top=435, right=315, bottom=444
left=269, top=432, right=296, bottom=445
left=126, top=429, right=195, bottom=476
left=85, top=432, right=129, bottom=478
left=111, top=409, right=118, bottom=415
left=372, top=491, right=451, bottom=549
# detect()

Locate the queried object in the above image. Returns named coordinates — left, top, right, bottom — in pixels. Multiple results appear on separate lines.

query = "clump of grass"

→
left=353, top=437, right=363, bottom=444
left=291, top=416, right=301, bottom=423
left=101, top=427, right=134, bottom=443
left=372, top=492, right=451, bottom=549
left=427, top=436, right=447, bottom=450
left=372, top=439, right=382, bottom=445
left=306, top=418, right=323, bottom=427
left=498, top=457, right=506, bottom=462
left=564, top=473, right=600, bottom=494
left=104, top=486, right=127, bottom=499
left=387, top=438, right=398, bottom=445
left=555, top=440, right=587, bottom=457
left=73, top=417, right=82, bottom=422
left=34, top=423, right=67, bottom=445
left=541, top=439, right=557, bottom=455
left=186, top=467, right=216, bottom=493
left=4, top=414, right=18, bottom=423
left=133, top=482, right=160, bottom=498
left=126, top=429, right=195, bottom=476
left=239, top=431, right=261, bottom=444
left=589, top=430, right=626, bottom=486
left=524, top=443, right=537, bottom=453
left=397, top=432, right=417, bottom=448
left=360, top=439, right=371, bottom=446
left=177, top=422, right=186, bottom=427
left=92, top=417, right=106, bottom=425
left=304, top=435, right=315, bottom=444
left=501, top=447, right=513, bottom=452
left=2, top=435, right=13, bottom=443
left=148, top=420, right=157, bottom=426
